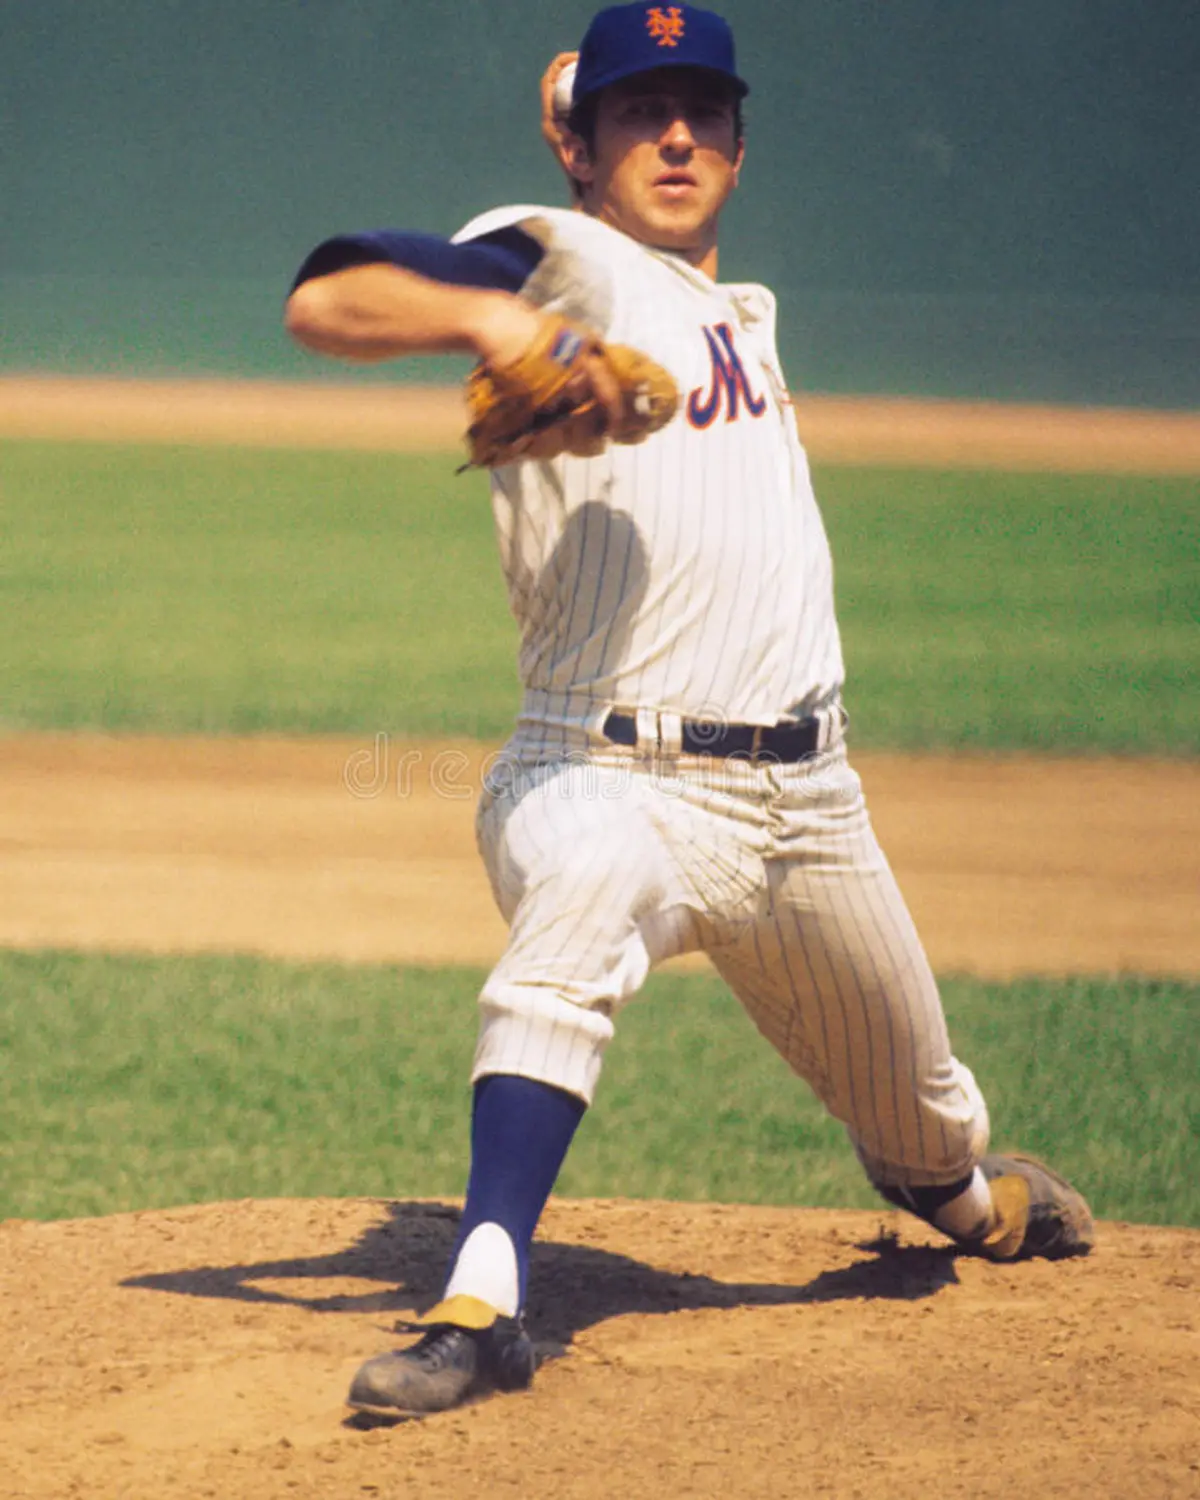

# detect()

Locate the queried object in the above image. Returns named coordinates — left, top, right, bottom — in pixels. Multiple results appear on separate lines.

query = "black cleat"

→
left=976, top=1152, right=1096, bottom=1261
left=348, top=1318, right=536, bottom=1417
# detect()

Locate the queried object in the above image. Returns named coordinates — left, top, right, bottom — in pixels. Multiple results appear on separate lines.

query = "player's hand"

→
left=462, top=306, right=678, bottom=468
left=474, top=297, right=624, bottom=433
left=565, top=343, right=624, bottom=436
left=539, top=51, right=579, bottom=180
left=472, top=294, right=556, bottom=371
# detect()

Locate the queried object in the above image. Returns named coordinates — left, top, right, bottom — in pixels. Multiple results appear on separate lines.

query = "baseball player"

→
left=286, top=2, right=1094, bottom=1418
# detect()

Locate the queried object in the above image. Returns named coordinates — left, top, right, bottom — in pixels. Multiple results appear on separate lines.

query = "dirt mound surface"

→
left=2, top=1196, right=1196, bottom=1500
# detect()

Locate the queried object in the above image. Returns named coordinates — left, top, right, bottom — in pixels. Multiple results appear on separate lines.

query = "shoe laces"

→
left=408, top=1325, right=474, bottom=1371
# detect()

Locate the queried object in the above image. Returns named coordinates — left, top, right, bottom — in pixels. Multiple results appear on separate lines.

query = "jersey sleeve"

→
left=455, top=207, right=619, bottom=334
left=291, top=206, right=618, bottom=333
left=289, top=226, right=545, bottom=295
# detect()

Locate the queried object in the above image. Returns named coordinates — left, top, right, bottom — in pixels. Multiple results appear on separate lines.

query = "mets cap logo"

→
left=646, top=6, right=686, bottom=47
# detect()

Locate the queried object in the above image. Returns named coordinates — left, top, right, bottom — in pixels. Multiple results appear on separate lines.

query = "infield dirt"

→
left=1, top=384, right=1197, bottom=1499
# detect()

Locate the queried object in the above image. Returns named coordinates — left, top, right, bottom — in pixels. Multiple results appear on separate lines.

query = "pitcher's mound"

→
left=2, top=1196, right=1196, bottom=1499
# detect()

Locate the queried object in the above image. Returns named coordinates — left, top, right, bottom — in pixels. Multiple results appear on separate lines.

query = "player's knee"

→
left=474, top=980, right=616, bottom=1105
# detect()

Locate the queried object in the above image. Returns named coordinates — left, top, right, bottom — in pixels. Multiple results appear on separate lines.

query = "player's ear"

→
left=562, top=129, right=595, bottom=188
left=731, top=136, right=745, bottom=186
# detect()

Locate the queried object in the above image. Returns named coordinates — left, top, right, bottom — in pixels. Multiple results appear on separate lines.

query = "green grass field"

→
left=1, top=438, right=1196, bottom=1226
left=2, top=440, right=1197, bottom=749
left=1, top=950, right=1195, bottom=1227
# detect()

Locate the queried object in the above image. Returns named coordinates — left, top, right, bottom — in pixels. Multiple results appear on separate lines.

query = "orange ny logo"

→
left=645, top=6, right=686, bottom=47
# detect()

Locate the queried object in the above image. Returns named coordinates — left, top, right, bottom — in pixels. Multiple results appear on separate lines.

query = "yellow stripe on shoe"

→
left=411, top=1294, right=501, bottom=1330
left=979, top=1174, right=1032, bottom=1260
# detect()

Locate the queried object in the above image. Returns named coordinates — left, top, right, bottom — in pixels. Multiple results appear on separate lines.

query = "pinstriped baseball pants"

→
left=473, top=736, right=989, bottom=1189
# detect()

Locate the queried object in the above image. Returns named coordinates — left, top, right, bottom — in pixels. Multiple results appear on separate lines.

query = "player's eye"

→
left=622, top=98, right=663, bottom=122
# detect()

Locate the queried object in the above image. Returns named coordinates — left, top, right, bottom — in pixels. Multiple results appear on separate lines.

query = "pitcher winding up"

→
left=285, top=2, right=1094, bottom=1419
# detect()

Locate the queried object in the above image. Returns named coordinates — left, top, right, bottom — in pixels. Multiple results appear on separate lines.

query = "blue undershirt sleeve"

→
left=289, top=227, right=544, bottom=295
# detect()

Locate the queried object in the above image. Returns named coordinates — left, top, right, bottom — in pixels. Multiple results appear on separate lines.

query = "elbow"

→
left=283, top=269, right=398, bottom=362
left=284, top=280, right=334, bottom=352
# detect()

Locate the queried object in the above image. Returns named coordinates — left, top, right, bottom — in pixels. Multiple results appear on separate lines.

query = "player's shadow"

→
left=122, top=1198, right=960, bottom=1350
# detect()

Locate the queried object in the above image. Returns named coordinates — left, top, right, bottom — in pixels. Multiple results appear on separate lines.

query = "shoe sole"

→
left=346, top=1383, right=496, bottom=1421
left=346, top=1397, right=436, bottom=1422
left=346, top=1400, right=428, bottom=1425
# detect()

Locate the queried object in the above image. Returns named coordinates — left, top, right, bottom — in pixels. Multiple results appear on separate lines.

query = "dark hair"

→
left=565, top=94, right=600, bottom=149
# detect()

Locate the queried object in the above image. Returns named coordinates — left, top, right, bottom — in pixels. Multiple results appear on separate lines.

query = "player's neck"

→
left=583, top=203, right=719, bottom=279
left=672, top=242, right=720, bottom=279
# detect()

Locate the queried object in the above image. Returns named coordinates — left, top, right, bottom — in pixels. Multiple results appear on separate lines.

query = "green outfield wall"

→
left=3, top=0, right=1197, bottom=405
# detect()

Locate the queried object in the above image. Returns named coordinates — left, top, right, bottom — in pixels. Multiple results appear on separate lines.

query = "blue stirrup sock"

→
left=438, top=1074, right=586, bottom=1320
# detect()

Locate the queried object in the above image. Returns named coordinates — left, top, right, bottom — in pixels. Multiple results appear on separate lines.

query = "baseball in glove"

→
left=463, top=314, right=679, bottom=469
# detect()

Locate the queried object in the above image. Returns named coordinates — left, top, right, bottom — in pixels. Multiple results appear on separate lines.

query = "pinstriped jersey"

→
left=453, top=205, right=845, bottom=734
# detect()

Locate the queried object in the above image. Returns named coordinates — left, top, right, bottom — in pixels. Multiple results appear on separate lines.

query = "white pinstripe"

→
left=454, top=205, right=988, bottom=1190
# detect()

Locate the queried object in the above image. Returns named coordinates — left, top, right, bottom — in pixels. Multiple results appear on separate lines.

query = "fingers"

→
left=557, top=352, right=620, bottom=437
left=540, top=51, right=579, bottom=135
left=539, top=51, right=580, bottom=176
left=579, top=351, right=624, bottom=434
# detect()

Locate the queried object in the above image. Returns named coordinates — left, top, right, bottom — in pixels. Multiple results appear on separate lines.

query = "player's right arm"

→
left=539, top=51, right=580, bottom=191
left=284, top=227, right=548, bottom=368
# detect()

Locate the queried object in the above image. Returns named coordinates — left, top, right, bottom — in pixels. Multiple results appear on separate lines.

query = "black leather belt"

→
left=603, top=710, right=824, bottom=762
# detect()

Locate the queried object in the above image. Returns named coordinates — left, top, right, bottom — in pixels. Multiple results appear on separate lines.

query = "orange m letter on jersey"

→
left=687, top=323, right=769, bottom=428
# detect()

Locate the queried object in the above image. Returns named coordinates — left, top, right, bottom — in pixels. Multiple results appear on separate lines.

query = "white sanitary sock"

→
left=442, top=1221, right=520, bottom=1316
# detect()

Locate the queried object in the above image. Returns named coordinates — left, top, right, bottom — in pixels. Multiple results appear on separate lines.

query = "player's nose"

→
left=659, top=113, right=697, bottom=153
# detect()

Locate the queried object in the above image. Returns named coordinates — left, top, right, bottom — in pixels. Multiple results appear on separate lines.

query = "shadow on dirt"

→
left=122, top=1201, right=959, bottom=1347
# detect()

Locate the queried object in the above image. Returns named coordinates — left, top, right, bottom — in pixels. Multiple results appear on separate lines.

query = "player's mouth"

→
left=653, top=170, right=699, bottom=199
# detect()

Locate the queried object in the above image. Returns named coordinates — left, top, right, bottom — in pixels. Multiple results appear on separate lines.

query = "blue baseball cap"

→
left=571, top=3, right=749, bottom=108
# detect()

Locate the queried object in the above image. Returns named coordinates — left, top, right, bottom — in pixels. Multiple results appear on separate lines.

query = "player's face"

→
left=582, top=70, right=743, bottom=271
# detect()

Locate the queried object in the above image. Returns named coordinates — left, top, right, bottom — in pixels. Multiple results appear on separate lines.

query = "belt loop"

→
left=817, top=702, right=846, bottom=753
left=658, top=711, right=683, bottom=759
left=635, top=707, right=658, bottom=759
left=750, top=725, right=764, bottom=758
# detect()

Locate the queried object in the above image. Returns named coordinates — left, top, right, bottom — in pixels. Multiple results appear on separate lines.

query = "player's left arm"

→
left=284, top=227, right=640, bottom=450
left=285, top=227, right=548, bottom=364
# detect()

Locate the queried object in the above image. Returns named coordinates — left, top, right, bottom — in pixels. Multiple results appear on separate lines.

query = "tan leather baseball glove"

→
left=463, top=314, right=679, bottom=469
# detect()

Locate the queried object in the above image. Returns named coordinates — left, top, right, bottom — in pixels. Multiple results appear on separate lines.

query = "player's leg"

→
left=708, top=864, right=1002, bottom=1248
left=349, top=1071, right=583, bottom=1416
left=348, top=755, right=696, bottom=1415
left=707, top=747, right=1093, bottom=1260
